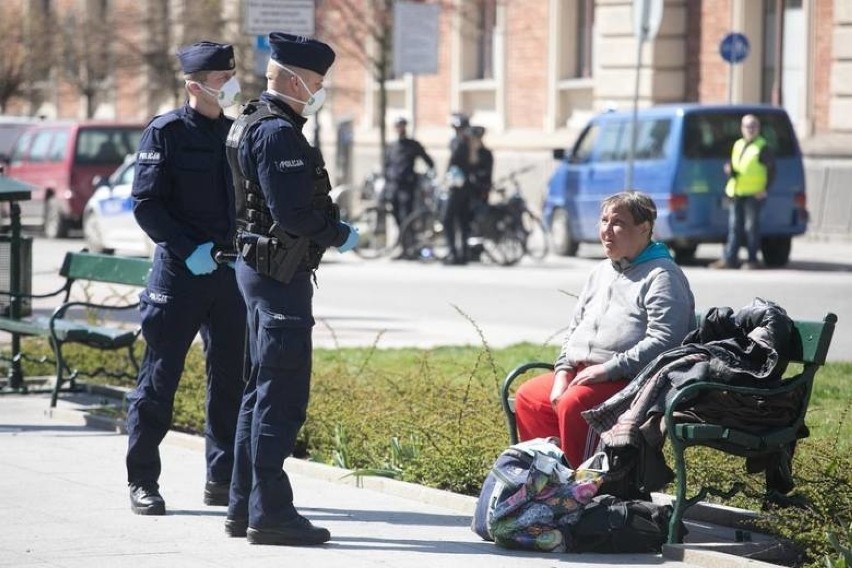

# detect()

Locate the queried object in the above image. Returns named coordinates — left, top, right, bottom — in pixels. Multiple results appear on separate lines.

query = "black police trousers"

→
left=125, top=247, right=246, bottom=486
left=228, top=258, right=314, bottom=528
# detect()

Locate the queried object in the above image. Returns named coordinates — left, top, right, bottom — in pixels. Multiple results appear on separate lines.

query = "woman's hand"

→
left=569, top=364, right=609, bottom=386
left=549, top=370, right=572, bottom=409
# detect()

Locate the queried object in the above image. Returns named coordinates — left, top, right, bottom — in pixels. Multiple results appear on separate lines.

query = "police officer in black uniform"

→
left=384, top=116, right=434, bottom=228
left=223, top=33, right=358, bottom=546
left=449, top=111, right=469, bottom=153
left=125, top=41, right=246, bottom=516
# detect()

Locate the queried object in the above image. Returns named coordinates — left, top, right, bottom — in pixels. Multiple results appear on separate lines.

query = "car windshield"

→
left=682, top=111, right=798, bottom=159
left=75, top=127, right=143, bottom=165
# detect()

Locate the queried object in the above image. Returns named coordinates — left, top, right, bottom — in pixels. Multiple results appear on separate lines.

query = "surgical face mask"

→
left=271, top=60, right=327, bottom=116
left=192, top=76, right=241, bottom=109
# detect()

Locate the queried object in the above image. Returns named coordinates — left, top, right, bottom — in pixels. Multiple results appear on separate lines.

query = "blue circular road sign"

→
left=719, top=32, right=750, bottom=64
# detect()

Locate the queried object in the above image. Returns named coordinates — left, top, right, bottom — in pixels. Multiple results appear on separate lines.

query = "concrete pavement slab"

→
left=0, top=393, right=741, bottom=568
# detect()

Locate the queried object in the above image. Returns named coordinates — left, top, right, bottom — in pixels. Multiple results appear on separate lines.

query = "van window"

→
left=28, top=131, right=54, bottom=163
left=572, top=124, right=599, bottom=163
left=9, top=131, right=33, bottom=163
left=75, top=128, right=143, bottom=165
left=634, top=119, right=671, bottom=160
left=597, top=122, right=625, bottom=162
left=682, top=111, right=797, bottom=159
left=48, top=130, right=69, bottom=162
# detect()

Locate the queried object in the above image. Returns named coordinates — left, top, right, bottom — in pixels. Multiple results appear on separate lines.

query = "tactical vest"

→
left=225, top=100, right=339, bottom=283
left=725, top=136, right=768, bottom=198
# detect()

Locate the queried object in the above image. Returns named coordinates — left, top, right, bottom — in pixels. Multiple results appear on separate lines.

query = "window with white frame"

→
left=461, top=0, right=497, bottom=81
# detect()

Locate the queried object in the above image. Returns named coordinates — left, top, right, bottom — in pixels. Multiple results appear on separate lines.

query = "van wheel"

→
left=551, top=208, right=579, bottom=257
left=43, top=199, right=70, bottom=239
left=671, top=244, right=698, bottom=265
left=761, top=236, right=791, bottom=267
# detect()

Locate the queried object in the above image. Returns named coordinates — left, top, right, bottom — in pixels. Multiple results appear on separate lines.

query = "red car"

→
left=5, top=120, right=143, bottom=237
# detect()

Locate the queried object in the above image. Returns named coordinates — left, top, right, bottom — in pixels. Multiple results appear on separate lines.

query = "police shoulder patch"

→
left=137, top=149, right=163, bottom=164
left=276, top=158, right=306, bottom=171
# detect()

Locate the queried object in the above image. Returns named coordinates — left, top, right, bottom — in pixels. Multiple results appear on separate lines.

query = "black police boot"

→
left=129, top=483, right=166, bottom=516
left=203, top=480, right=230, bottom=506
left=246, top=515, right=331, bottom=546
left=225, top=516, right=249, bottom=538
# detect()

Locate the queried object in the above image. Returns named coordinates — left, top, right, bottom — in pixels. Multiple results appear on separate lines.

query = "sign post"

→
left=392, top=1, right=440, bottom=135
left=719, top=32, right=750, bottom=104
left=244, top=0, right=315, bottom=36
left=626, top=0, right=663, bottom=190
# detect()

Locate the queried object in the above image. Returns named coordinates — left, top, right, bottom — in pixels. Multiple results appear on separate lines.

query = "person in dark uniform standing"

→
left=223, top=33, right=358, bottom=546
left=383, top=116, right=434, bottom=228
left=449, top=111, right=469, bottom=153
left=125, top=41, right=246, bottom=516
left=444, top=124, right=493, bottom=265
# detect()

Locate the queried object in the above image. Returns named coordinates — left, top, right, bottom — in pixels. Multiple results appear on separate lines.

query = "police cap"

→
left=176, top=41, right=235, bottom=74
left=269, top=32, right=336, bottom=75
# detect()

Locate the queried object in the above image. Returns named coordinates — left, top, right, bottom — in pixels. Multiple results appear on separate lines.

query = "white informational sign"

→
left=633, top=0, right=663, bottom=43
left=254, top=35, right=271, bottom=76
left=393, top=1, right=440, bottom=76
left=245, top=0, right=315, bottom=37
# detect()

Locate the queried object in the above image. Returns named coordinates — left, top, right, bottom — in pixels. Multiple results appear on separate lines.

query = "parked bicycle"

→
left=398, top=165, right=549, bottom=266
left=490, top=165, right=550, bottom=261
left=347, top=172, right=398, bottom=259
left=349, top=171, right=437, bottom=259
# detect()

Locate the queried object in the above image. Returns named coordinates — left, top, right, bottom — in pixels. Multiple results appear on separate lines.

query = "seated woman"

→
left=514, top=191, right=695, bottom=468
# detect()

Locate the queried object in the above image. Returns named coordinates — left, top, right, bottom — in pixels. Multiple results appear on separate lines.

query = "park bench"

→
left=0, top=250, right=152, bottom=407
left=499, top=310, right=837, bottom=544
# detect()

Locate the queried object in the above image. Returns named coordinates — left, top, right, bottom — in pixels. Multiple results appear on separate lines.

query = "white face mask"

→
left=192, top=76, right=241, bottom=109
left=271, top=60, right=327, bottom=117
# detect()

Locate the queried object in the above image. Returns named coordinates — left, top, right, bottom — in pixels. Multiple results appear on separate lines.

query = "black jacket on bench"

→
left=583, top=298, right=798, bottom=494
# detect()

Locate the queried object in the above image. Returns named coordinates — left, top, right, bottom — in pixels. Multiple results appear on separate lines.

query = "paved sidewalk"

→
left=0, top=393, right=777, bottom=568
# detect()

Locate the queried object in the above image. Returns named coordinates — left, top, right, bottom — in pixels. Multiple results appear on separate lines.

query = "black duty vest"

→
left=225, top=100, right=338, bottom=283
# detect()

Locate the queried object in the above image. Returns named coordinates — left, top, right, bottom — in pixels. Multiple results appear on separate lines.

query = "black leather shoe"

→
left=129, top=483, right=165, bottom=516
left=225, top=516, right=248, bottom=538
left=246, top=515, right=331, bottom=546
left=203, top=480, right=230, bottom=506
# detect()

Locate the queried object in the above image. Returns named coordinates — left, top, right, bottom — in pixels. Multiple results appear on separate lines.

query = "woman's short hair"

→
left=601, top=191, right=657, bottom=232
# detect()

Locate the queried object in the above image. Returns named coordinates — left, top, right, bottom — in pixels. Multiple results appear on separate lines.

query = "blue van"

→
left=543, top=104, right=808, bottom=266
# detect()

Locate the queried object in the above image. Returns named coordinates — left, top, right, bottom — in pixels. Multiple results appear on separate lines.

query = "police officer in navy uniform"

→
left=223, top=33, right=358, bottom=546
left=384, top=116, right=434, bottom=228
left=125, top=41, right=247, bottom=516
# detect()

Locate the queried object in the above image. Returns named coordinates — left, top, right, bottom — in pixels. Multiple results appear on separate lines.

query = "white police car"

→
left=82, top=155, right=154, bottom=257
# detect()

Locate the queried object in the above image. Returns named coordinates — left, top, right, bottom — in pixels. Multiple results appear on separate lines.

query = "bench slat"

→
left=0, top=316, right=138, bottom=348
left=60, top=252, right=152, bottom=287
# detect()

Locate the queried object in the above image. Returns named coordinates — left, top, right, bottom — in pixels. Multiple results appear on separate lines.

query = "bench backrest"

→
left=695, top=311, right=837, bottom=366
left=59, top=251, right=152, bottom=287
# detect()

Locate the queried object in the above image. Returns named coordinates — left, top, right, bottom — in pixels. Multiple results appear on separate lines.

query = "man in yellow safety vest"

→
left=710, top=114, right=775, bottom=270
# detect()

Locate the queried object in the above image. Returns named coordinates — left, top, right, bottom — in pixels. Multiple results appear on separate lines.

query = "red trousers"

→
left=514, top=371, right=628, bottom=468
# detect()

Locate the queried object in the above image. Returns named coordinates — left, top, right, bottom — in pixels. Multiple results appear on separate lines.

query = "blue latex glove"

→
left=337, top=223, right=360, bottom=253
left=185, top=242, right=217, bottom=275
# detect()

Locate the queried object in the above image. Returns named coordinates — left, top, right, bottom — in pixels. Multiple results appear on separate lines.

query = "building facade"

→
left=2, top=0, right=850, bottom=234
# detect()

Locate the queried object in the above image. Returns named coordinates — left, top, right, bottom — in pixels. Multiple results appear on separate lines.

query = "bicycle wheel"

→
left=481, top=231, right=525, bottom=266
left=351, top=205, right=399, bottom=259
left=399, top=208, right=447, bottom=262
left=521, top=209, right=550, bottom=260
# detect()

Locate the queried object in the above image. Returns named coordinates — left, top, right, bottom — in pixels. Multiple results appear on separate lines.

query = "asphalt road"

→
left=15, top=233, right=852, bottom=361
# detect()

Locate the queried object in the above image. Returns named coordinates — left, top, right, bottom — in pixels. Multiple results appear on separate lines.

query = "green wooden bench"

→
left=0, top=251, right=152, bottom=407
left=500, top=310, right=838, bottom=544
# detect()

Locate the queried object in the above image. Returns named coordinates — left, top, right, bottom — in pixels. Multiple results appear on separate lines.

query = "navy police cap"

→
left=177, top=41, right=235, bottom=74
left=269, top=32, right=335, bottom=75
